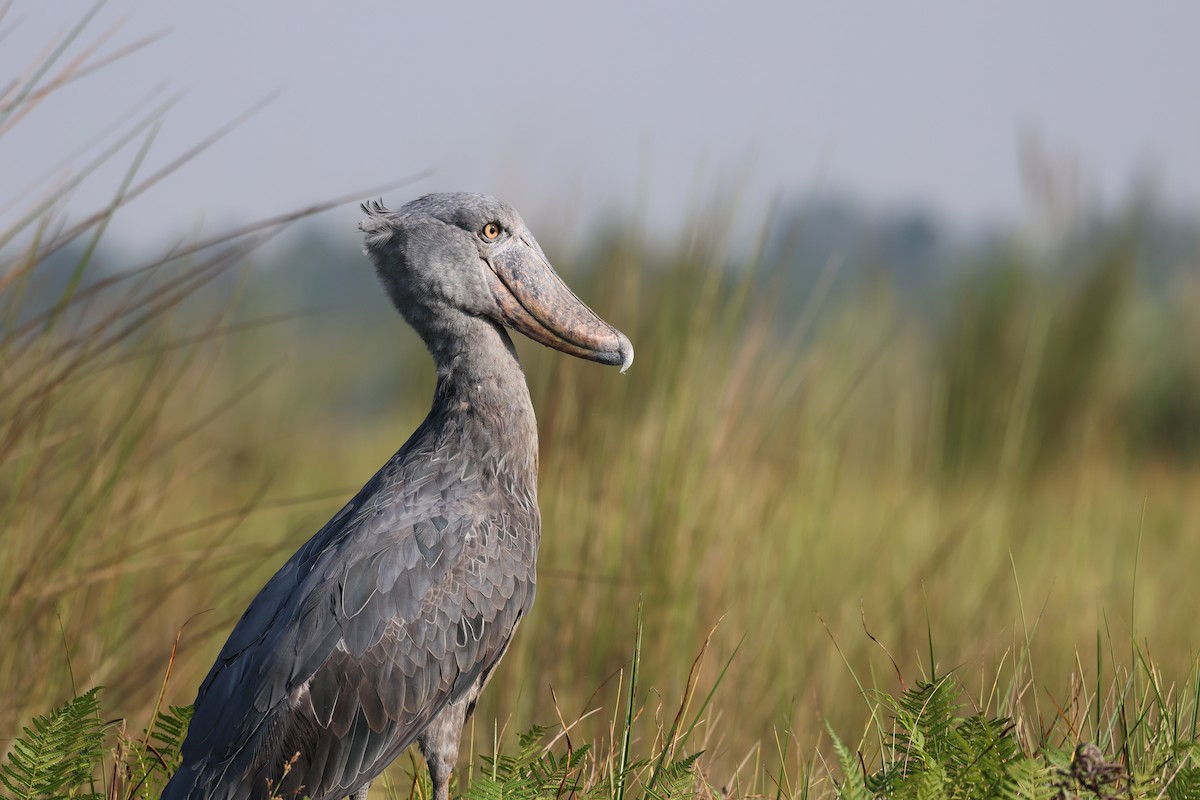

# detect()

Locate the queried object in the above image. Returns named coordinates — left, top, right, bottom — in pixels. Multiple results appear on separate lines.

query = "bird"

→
left=161, top=193, right=633, bottom=800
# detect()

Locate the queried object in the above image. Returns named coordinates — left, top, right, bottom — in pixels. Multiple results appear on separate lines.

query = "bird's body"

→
left=162, top=194, right=631, bottom=800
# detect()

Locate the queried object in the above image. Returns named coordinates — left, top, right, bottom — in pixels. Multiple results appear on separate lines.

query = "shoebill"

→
left=161, top=193, right=633, bottom=800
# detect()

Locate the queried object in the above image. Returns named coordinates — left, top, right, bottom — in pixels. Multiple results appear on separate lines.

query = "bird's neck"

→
left=426, top=314, right=539, bottom=485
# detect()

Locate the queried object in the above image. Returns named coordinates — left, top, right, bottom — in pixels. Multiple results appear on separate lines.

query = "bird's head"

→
left=361, top=193, right=633, bottom=372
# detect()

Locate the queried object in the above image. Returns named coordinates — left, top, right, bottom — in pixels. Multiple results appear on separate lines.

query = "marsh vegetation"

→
left=4, top=9, right=1200, bottom=800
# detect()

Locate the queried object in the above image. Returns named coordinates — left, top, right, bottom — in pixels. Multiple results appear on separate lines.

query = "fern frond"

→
left=147, top=704, right=193, bottom=761
left=641, top=751, right=702, bottom=800
left=825, top=722, right=870, bottom=800
left=115, top=703, right=195, bottom=800
left=1168, top=765, right=1200, bottom=800
left=467, top=726, right=595, bottom=800
left=0, top=687, right=106, bottom=800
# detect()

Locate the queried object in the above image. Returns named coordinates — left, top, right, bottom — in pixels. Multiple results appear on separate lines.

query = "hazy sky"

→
left=2, top=1, right=1198, bottom=251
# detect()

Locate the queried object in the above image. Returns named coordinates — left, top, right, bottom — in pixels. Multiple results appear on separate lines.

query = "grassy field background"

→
left=4, top=14, right=1200, bottom=799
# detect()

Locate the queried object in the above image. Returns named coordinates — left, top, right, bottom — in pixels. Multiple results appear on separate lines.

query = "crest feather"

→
left=359, top=199, right=395, bottom=252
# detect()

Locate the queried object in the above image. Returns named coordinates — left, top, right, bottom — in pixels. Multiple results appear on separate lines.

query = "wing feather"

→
left=162, top=435, right=537, bottom=800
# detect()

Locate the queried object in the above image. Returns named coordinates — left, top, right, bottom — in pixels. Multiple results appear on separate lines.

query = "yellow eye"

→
left=481, top=222, right=501, bottom=240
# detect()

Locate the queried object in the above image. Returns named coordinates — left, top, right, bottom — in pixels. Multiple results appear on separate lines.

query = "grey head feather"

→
left=359, top=200, right=395, bottom=251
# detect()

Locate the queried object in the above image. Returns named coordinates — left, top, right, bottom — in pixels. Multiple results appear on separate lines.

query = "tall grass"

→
left=0, top=7, right=411, bottom=737
left=8, top=607, right=1200, bottom=798
left=499, top=204, right=1200, bottom=777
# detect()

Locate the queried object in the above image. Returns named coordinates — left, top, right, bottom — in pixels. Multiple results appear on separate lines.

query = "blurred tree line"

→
left=29, top=192, right=1200, bottom=469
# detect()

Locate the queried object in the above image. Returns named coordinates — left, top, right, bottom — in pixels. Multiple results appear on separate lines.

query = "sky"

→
left=2, top=1, right=1198, bottom=252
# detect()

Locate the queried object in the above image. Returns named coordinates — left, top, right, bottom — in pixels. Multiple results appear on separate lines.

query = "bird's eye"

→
left=481, top=222, right=501, bottom=240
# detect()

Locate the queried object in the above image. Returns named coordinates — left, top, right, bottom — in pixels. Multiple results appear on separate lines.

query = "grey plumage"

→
left=161, top=193, right=632, bottom=800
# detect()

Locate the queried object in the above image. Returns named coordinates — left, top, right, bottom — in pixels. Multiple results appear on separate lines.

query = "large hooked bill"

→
left=485, top=240, right=634, bottom=373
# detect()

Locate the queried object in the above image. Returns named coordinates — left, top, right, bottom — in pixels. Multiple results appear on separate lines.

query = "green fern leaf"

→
left=148, top=705, right=193, bottom=758
left=642, top=751, right=703, bottom=800
left=0, top=687, right=106, bottom=800
left=114, top=703, right=195, bottom=800
left=825, top=722, right=871, bottom=800
left=1168, top=766, right=1200, bottom=800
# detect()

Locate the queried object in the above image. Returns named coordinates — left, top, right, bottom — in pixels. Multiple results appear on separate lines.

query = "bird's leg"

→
left=347, top=782, right=371, bottom=800
left=417, top=700, right=470, bottom=800
left=426, top=756, right=454, bottom=800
